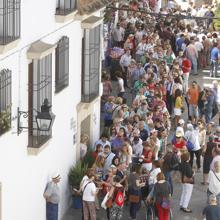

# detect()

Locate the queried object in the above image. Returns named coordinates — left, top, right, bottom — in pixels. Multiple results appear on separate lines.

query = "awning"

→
left=78, top=0, right=110, bottom=15
left=27, top=41, right=56, bottom=59
left=81, top=16, right=103, bottom=29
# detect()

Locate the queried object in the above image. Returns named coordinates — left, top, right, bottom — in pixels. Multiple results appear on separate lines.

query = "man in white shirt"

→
left=184, top=123, right=201, bottom=171
left=82, top=173, right=98, bottom=220
left=112, top=23, right=125, bottom=47
left=120, top=49, right=131, bottom=88
left=194, top=37, right=204, bottom=70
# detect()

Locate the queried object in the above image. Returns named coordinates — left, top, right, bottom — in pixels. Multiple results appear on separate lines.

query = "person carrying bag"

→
left=128, top=164, right=146, bottom=220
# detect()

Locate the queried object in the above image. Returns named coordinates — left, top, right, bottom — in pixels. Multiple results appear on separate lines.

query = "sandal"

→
left=182, top=208, right=192, bottom=213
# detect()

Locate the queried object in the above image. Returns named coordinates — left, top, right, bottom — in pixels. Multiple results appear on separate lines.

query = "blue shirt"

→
left=176, top=37, right=184, bottom=51
left=211, top=47, right=220, bottom=61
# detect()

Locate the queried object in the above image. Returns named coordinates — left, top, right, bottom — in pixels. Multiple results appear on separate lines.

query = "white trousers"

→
left=179, top=183, right=193, bottom=208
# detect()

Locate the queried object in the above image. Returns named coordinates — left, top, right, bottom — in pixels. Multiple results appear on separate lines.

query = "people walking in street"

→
left=184, top=123, right=201, bottom=172
left=128, top=164, right=145, bottom=220
left=108, top=175, right=125, bottom=220
left=210, top=41, right=220, bottom=77
left=179, top=152, right=194, bottom=213
left=202, top=135, right=217, bottom=185
left=153, top=172, right=171, bottom=220
left=187, top=81, right=200, bottom=124
left=82, top=171, right=99, bottom=220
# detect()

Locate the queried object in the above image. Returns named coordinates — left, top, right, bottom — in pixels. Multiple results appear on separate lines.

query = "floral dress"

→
left=109, top=186, right=124, bottom=220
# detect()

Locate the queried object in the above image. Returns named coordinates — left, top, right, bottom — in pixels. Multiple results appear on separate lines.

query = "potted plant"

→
left=68, top=161, right=88, bottom=209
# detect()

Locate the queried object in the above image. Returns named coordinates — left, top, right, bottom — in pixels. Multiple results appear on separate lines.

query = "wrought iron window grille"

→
left=0, top=69, right=11, bottom=135
left=55, top=36, right=69, bottom=93
left=56, top=0, right=76, bottom=16
left=0, top=0, right=21, bottom=45
left=81, top=25, right=101, bottom=103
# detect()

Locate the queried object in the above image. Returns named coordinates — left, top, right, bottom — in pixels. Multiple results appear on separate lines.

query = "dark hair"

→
left=101, top=133, right=109, bottom=139
left=96, top=144, right=103, bottom=151
left=104, top=144, right=111, bottom=149
left=112, top=156, right=120, bottom=166
left=113, top=175, right=121, bottom=183
left=134, top=163, right=142, bottom=175
left=115, top=71, right=123, bottom=78
left=174, top=88, right=182, bottom=101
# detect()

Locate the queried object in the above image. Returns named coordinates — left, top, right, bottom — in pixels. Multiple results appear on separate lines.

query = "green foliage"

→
left=214, top=4, right=220, bottom=31
left=82, top=148, right=95, bottom=168
left=0, top=108, right=11, bottom=135
left=68, top=161, right=88, bottom=191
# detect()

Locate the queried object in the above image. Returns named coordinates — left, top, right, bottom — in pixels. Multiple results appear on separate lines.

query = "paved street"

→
left=63, top=68, right=217, bottom=220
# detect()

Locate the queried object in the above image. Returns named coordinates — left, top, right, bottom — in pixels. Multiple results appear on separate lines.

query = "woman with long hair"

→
left=202, top=135, right=217, bottom=185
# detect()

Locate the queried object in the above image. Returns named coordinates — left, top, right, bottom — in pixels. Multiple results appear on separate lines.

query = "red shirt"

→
left=182, top=58, right=191, bottom=73
left=143, top=148, right=154, bottom=163
left=173, top=139, right=186, bottom=149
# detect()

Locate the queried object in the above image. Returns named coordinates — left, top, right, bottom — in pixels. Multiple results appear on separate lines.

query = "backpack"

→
left=165, top=152, right=179, bottom=170
left=114, top=189, right=124, bottom=207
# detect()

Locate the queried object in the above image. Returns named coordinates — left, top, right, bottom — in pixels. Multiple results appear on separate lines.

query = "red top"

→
left=142, top=148, right=154, bottom=163
left=173, top=139, right=186, bottom=149
left=182, top=58, right=191, bottom=73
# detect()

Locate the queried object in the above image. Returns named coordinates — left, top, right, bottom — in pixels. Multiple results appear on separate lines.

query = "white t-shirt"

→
left=208, top=170, right=220, bottom=195
left=148, top=168, right=161, bottom=185
left=82, top=180, right=96, bottom=202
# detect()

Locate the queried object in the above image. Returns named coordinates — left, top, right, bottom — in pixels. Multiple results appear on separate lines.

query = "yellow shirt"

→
left=175, top=96, right=183, bottom=108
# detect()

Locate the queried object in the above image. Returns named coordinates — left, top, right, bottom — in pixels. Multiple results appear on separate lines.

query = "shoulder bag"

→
left=212, top=170, right=220, bottom=183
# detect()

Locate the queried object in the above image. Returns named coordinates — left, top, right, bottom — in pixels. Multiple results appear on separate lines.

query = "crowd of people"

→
left=79, top=1, right=220, bottom=220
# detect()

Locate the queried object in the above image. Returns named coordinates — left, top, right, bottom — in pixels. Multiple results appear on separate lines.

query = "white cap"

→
left=187, top=123, right=193, bottom=131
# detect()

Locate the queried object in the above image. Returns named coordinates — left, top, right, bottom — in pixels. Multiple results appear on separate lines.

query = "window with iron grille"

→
left=81, top=25, right=101, bottom=103
left=55, top=36, right=69, bottom=93
left=28, top=55, right=52, bottom=148
left=0, top=0, right=20, bottom=45
left=56, top=0, right=76, bottom=15
left=0, top=69, right=11, bottom=135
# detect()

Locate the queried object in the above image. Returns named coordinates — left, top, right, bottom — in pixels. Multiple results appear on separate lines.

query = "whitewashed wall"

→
left=0, top=0, right=101, bottom=219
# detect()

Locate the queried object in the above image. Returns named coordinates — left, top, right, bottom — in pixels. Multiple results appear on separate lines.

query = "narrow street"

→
left=63, top=69, right=216, bottom=220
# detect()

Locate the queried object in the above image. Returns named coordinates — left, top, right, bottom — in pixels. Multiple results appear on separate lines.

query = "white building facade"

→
left=0, top=0, right=107, bottom=219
